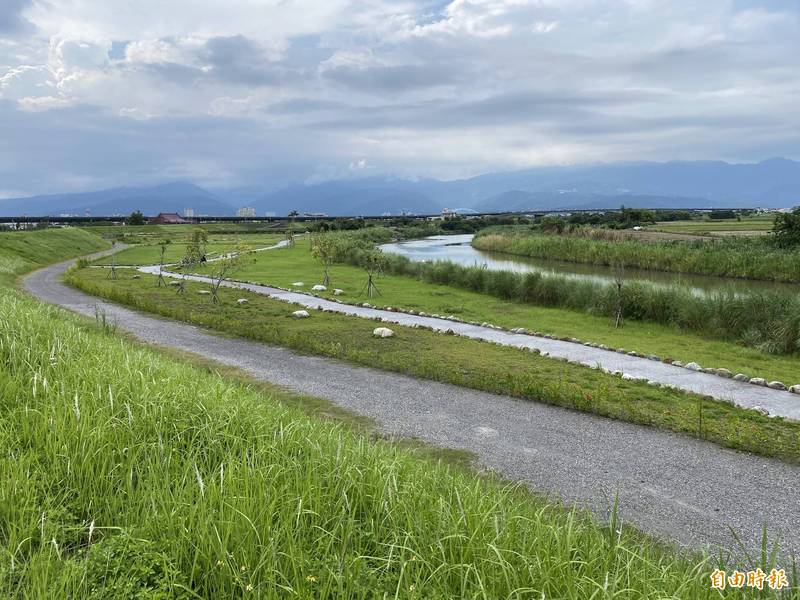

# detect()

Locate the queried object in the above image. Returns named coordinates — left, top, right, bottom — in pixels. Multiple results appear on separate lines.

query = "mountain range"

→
left=2, top=158, right=799, bottom=217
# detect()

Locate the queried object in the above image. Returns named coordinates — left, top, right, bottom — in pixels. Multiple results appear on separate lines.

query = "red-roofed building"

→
left=150, top=212, right=189, bottom=224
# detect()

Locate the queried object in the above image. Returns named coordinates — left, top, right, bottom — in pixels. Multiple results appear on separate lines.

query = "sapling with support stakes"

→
left=156, top=241, right=169, bottom=287
left=106, top=255, right=118, bottom=280
left=613, top=262, right=625, bottom=329
left=311, top=234, right=337, bottom=288
left=207, top=242, right=254, bottom=303
left=360, top=250, right=387, bottom=298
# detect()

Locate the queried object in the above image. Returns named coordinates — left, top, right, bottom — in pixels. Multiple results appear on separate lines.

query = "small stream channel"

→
left=379, top=234, right=798, bottom=296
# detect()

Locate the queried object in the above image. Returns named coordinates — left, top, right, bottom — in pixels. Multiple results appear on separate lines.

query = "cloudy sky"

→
left=1, top=0, right=798, bottom=197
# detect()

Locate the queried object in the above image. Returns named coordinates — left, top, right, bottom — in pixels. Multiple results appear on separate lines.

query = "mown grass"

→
left=180, top=236, right=800, bottom=383
left=649, top=218, right=774, bottom=235
left=0, top=231, right=751, bottom=598
left=69, top=265, right=800, bottom=464
left=0, top=228, right=109, bottom=285
left=91, top=234, right=282, bottom=266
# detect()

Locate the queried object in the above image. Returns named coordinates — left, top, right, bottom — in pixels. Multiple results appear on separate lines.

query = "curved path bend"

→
left=23, top=251, right=800, bottom=559
left=138, top=263, right=800, bottom=420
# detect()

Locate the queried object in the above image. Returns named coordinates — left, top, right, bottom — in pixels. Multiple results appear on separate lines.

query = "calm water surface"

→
left=379, top=234, right=797, bottom=296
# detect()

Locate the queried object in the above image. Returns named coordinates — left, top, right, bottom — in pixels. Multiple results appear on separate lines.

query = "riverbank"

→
left=472, top=228, right=800, bottom=282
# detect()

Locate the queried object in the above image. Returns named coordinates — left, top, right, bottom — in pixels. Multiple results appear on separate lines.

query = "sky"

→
left=0, top=0, right=798, bottom=197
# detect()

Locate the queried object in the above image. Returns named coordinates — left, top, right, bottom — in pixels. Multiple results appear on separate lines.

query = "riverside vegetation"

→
left=0, top=230, right=747, bottom=597
left=321, top=229, right=800, bottom=355
left=472, top=226, right=800, bottom=282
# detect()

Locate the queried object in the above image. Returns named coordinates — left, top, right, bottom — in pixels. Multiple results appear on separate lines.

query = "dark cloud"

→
left=0, top=0, right=33, bottom=34
left=321, top=62, right=458, bottom=93
left=200, top=35, right=286, bottom=86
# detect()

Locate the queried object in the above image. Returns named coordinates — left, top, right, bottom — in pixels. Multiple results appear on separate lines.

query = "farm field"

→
left=1, top=230, right=737, bottom=598
left=647, top=216, right=775, bottom=236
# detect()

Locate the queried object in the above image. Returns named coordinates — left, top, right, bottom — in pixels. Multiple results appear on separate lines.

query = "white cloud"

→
left=0, top=0, right=797, bottom=194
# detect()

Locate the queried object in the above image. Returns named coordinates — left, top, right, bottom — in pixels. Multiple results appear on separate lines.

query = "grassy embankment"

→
left=69, top=260, right=800, bottom=464
left=472, top=228, right=800, bottom=282
left=1, top=232, right=738, bottom=596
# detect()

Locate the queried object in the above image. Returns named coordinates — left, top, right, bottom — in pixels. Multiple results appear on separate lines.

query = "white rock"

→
left=684, top=362, right=701, bottom=371
left=292, top=281, right=304, bottom=287
left=198, top=290, right=211, bottom=295
left=237, top=298, right=249, bottom=305
left=373, top=327, right=394, bottom=338
left=333, top=289, right=344, bottom=295
left=752, top=405, right=769, bottom=416
left=789, top=385, right=800, bottom=394
left=767, top=381, right=787, bottom=391
left=749, top=377, right=767, bottom=386
left=132, top=274, right=141, bottom=279
left=292, top=310, right=310, bottom=318
left=168, top=280, right=181, bottom=286
left=714, top=368, right=732, bottom=378
left=733, top=373, right=749, bottom=382
left=311, top=284, right=327, bottom=291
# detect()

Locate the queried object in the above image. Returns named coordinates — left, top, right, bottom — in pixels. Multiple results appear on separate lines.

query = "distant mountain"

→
left=2, top=158, right=798, bottom=217
left=0, top=182, right=235, bottom=217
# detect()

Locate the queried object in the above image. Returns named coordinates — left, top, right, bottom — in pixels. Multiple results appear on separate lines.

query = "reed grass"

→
left=472, top=230, right=800, bottom=282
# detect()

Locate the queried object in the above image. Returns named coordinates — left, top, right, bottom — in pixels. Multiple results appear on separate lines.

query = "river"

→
left=379, top=234, right=797, bottom=296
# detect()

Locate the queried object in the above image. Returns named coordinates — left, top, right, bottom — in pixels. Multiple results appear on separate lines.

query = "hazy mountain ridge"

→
left=2, top=159, right=798, bottom=217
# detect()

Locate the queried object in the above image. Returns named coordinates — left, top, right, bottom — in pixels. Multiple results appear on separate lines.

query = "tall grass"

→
left=473, top=230, right=800, bottom=282
left=333, top=234, right=800, bottom=354
left=0, top=292, right=732, bottom=597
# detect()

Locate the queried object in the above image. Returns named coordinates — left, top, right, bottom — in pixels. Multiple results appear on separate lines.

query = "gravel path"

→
left=136, top=264, right=800, bottom=420
left=22, top=251, right=800, bottom=559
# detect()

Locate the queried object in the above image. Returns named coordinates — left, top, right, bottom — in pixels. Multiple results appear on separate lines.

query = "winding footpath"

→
left=24, top=250, right=800, bottom=559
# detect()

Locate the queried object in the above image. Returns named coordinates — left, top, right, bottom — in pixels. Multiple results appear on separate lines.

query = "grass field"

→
left=69, top=263, right=800, bottom=464
left=0, top=230, right=744, bottom=597
left=91, top=234, right=282, bottom=265
left=648, top=216, right=774, bottom=236
left=181, top=237, right=800, bottom=384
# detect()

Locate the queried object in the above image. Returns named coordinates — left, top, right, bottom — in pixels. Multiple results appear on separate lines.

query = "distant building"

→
left=183, top=208, right=194, bottom=218
left=150, top=212, right=189, bottom=224
left=236, top=207, right=256, bottom=217
left=264, top=211, right=276, bottom=217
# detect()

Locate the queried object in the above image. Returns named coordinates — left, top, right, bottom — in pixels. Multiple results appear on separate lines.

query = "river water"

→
left=379, top=234, right=797, bottom=296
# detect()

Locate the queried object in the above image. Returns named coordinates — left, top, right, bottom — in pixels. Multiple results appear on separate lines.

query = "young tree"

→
left=360, top=250, right=387, bottom=298
left=613, top=262, right=625, bottom=329
left=127, top=210, right=145, bottom=226
left=183, top=229, right=208, bottom=265
left=207, top=243, right=254, bottom=303
left=310, top=234, right=337, bottom=287
left=156, top=240, right=170, bottom=287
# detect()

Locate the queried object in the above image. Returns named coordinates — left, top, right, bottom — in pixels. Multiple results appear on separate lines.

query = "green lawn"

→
left=191, top=237, right=800, bottom=385
left=69, top=264, right=800, bottom=464
left=92, top=234, right=282, bottom=266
